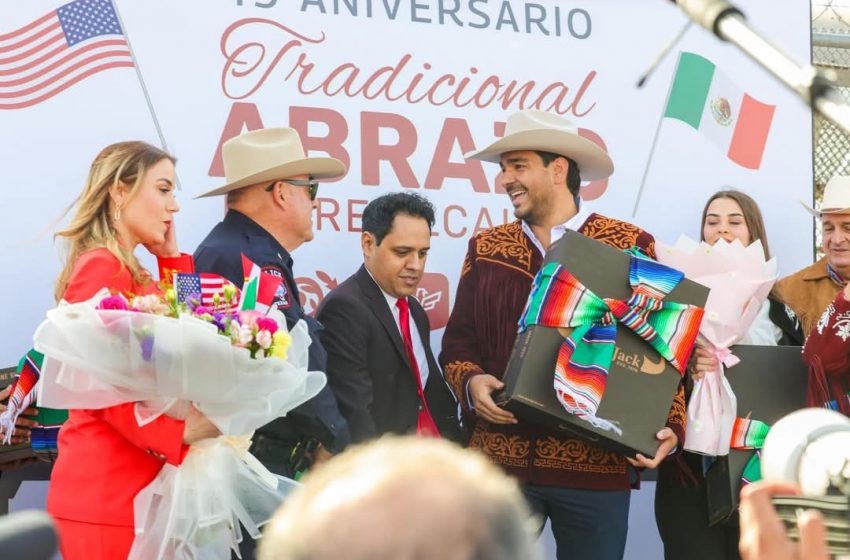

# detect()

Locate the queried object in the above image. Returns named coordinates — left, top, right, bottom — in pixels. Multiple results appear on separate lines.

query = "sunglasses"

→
left=266, top=178, right=320, bottom=201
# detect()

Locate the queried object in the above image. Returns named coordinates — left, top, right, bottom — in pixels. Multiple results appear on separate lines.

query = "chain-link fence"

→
left=814, top=2, right=850, bottom=195
left=811, top=1, right=850, bottom=254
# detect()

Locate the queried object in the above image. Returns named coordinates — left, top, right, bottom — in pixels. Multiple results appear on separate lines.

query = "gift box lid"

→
left=499, top=230, right=709, bottom=458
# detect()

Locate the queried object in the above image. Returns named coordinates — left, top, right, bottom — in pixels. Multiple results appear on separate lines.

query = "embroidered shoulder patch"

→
left=261, top=266, right=292, bottom=310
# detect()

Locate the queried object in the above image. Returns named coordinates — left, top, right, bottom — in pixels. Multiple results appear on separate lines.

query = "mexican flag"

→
left=239, top=253, right=282, bottom=314
left=664, top=52, right=775, bottom=170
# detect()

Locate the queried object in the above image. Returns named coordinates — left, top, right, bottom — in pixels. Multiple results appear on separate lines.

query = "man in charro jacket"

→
left=775, top=175, right=850, bottom=337
left=440, top=110, right=686, bottom=560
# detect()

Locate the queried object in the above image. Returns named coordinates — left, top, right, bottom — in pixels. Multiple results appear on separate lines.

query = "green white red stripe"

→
left=664, top=52, right=775, bottom=170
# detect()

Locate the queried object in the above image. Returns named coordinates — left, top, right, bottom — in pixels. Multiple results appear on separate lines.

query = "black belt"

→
left=250, top=433, right=296, bottom=463
left=250, top=433, right=319, bottom=476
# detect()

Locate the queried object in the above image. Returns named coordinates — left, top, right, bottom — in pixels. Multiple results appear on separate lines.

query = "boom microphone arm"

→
left=670, top=0, right=850, bottom=135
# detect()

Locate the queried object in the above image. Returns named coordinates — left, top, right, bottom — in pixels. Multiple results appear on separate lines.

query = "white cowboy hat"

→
left=463, top=109, right=614, bottom=181
left=196, top=127, right=346, bottom=198
left=801, top=174, right=850, bottom=216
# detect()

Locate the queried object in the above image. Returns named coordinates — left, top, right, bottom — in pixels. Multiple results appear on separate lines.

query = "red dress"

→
left=802, top=289, right=850, bottom=414
left=47, top=248, right=193, bottom=560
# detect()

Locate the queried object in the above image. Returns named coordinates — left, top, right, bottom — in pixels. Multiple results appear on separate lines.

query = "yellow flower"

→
left=270, top=330, right=292, bottom=360
left=165, top=288, right=176, bottom=304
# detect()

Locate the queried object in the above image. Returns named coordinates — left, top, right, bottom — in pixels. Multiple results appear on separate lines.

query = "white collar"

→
left=365, top=266, right=406, bottom=310
left=521, top=204, right=591, bottom=256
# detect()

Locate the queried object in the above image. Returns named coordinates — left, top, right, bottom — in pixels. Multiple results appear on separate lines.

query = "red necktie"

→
left=395, top=297, right=441, bottom=438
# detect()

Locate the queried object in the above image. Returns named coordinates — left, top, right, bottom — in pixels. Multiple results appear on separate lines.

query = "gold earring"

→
left=113, top=208, right=121, bottom=221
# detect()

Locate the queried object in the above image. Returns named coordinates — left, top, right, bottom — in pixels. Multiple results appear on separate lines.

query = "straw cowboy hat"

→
left=801, top=174, right=850, bottom=216
left=197, top=127, right=346, bottom=198
left=463, top=109, right=614, bottom=181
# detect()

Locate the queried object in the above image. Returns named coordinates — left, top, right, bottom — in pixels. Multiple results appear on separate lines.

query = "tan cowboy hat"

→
left=463, top=109, right=614, bottom=181
left=196, top=127, right=346, bottom=198
left=801, top=174, right=850, bottom=216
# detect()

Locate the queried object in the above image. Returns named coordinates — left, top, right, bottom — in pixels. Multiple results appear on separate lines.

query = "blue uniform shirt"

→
left=194, top=209, right=351, bottom=455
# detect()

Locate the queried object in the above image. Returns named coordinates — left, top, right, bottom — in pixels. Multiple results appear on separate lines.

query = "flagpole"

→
left=109, top=0, right=175, bottom=181
left=631, top=52, right=684, bottom=218
left=630, top=114, right=665, bottom=218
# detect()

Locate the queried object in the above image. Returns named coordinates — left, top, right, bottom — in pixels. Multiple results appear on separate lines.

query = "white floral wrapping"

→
left=656, top=236, right=778, bottom=456
left=32, top=290, right=326, bottom=559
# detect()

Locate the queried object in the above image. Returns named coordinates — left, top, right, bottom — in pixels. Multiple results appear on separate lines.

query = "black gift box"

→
left=705, top=344, right=808, bottom=526
left=496, top=230, right=708, bottom=458
left=0, top=365, right=36, bottom=466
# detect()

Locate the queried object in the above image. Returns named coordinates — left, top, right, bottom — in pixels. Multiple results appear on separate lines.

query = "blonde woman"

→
left=46, top=141, right=219, bottom=559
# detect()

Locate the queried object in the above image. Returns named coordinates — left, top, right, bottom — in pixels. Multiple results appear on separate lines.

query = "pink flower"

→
left=194, top=306, right=212, bottom=316
left=131, top=294, right=170, bottom=315
left=231, top=323, right=253, bottom=347
left=97, top=295, right=129, bottom=311
left=238, top=310, right=262, bottom=329
left=256, top=329, right=273, bottom=350
left=256, top=317, right=278, bottom=335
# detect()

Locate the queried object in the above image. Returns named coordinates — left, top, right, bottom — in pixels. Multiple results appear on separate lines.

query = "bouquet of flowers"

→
left=21, top=269, right=325, bottom=559
left=656, top=236, right=778, bottom=456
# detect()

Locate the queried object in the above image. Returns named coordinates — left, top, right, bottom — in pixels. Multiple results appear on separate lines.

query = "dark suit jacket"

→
left=317, top=265, right=461, bottom=443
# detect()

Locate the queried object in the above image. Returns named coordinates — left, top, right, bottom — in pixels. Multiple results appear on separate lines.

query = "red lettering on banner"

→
left=306, top=196, right=514, bottom=238
left=208, top=103, right=611, bottom=202
left=361, top=112, right=420, bottom=188
left=289, top=106, right=350, bottom=182
left=572, top=72, right=598, bottom=118
left=219, top=19, right=599, bottom=117
left=209, top=102, right=265, bottom=177
left=424, top=118, right=488, bottom=193
left=315, top=197, right=340, bottom=231
left=348, top=198, right=367, bottom=232
left=444, top=205, right=468, bottom=238
left=474, top=208, right=495, bottom=235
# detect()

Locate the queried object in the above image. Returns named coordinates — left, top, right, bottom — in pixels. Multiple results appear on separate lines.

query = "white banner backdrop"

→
left=1, top=0, right=812, bottom=374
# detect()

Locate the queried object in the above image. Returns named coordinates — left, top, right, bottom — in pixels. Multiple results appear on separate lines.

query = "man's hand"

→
left=627, top=427, right=678, bottom=469
left=739, top=480, right=828, bottom=560
left=0, top=385, right=38, bottom=445
left=468, top=374, right=517, bottom=425
left=310, top=443, right=333, bottom=470
left=688, top=345, right=717, bottom=381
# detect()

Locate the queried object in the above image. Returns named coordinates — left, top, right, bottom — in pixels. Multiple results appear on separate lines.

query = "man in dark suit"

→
left=317, top=193, right=461, bottom=443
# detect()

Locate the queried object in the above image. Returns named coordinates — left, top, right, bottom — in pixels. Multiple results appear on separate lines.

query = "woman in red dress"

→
left=47, top=141, right=219, bottom=559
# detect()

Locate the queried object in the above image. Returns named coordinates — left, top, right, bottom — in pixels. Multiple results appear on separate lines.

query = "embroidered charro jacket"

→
left=774, top=257, right=842, bottom=338
left=440, top=213, right=687, bottom=490
left=802, top=290, right=850, bottom=415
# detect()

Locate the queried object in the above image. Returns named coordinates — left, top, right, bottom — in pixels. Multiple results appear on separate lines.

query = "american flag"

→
left=0, top=0, right=133, bottom=110
left=175, top=273, right=239, bottom=313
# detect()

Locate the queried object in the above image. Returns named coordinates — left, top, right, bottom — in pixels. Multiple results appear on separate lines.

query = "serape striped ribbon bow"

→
left=1, top=349, right=67, bottom=459
left=730, top=416, right=771, bottom=485
left=518, top=249, right=703, bottom=434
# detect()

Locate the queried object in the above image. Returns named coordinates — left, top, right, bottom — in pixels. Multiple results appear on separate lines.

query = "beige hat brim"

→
left=196, top=156, right=345, bottom=199
left=799, top=200, right=850, bottom=217
left=464, top=129, right=614, bottom=181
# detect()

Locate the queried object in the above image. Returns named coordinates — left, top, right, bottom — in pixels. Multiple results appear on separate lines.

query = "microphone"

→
left=0, top=510, right=58, bottom=560
left=667, top=0, right=850, bottom=135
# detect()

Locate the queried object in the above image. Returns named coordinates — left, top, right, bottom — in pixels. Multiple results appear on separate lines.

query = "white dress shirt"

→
left=521, top=205, right=592, bottom=257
